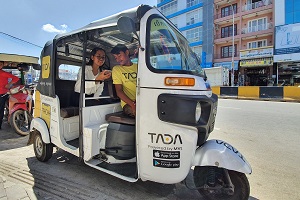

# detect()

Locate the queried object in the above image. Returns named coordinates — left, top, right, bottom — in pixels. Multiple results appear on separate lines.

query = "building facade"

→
left=274, top=0, right=300, bottom=86
left=157, top=0, right=214, bottom=68
left=214, top=0, right=274, bottom=86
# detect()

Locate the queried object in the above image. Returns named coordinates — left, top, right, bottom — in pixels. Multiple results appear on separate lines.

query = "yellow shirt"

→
left=112, top=63, right=137, bottom=107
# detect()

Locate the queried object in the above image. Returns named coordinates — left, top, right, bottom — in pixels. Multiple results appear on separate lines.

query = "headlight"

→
left=10, top=86, right=19, bottom=94
left=195, top=102, right=201, bottom=123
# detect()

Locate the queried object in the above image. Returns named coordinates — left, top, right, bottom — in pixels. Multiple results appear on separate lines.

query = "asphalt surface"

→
left=1, top=98, right=300, bottom=199
left=0, top=122, right=201, bottom=200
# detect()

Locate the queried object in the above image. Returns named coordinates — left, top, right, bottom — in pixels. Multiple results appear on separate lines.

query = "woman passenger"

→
left=74, top=47, right=111, bottom=106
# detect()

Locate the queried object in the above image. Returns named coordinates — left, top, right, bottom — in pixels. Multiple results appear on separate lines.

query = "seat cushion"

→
left=105, top=111, right=135, bottom=125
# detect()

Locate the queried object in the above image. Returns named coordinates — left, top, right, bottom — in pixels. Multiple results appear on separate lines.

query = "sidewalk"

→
left=0, top=174, right=37, bottom=200
left=219, top=95, right=300, bottom=103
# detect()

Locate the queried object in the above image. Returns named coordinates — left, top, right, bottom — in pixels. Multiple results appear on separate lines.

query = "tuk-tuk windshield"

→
left=148, top=17, right=204, bottom=77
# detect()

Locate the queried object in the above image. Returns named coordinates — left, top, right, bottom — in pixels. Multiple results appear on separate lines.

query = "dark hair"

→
left=111, top=44, right=128, bottom=54
left=87, top=47, right=106, bottom=66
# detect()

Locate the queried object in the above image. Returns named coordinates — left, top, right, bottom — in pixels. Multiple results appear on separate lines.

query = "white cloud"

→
left=42, top=24, right=68, bottom=34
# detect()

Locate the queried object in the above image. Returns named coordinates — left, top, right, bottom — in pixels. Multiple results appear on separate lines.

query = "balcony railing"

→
left=214, top=8, right=240, bottom=20
left=214, top=53, right=240, bottom=59
left=214, top=30, right=239, bottom=39
left=241, top=23, right=273, bottom=34
left=242, top=0, right=272, bottom=11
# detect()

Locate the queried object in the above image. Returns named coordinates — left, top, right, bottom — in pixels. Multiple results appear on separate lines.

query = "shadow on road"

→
left=24, top=149, right=206, bottom=199
left=0, top=122, right=28, bottom=151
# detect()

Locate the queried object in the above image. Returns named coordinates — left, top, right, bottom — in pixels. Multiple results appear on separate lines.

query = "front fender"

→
left=192, top=140, right=252, bottom=174
left=30, top=118, right=50, bottom=144
left=9, top=104, right=27, bottom=115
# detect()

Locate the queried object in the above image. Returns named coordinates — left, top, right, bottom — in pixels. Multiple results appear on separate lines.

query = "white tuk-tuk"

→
left=28, top=5, right=251, bottom=199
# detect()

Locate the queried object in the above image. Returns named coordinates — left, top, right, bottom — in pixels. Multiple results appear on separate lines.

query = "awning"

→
left=0, top=53, right=39, bottom=64
left=240, top=57, right=273, bottom=67
left=214, top=61, right=238, bottom=70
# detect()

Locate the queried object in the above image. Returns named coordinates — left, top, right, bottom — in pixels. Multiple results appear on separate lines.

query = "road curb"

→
left=218, top=95, right=300, bottom=103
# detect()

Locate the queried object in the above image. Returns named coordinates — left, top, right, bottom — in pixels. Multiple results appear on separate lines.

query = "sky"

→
left=0, top=0, right=157, bottom=60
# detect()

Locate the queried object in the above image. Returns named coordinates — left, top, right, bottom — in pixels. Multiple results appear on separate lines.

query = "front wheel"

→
left=9, top=110, right=32, bottom=136
left=193, top=166, right=250, bottom=200
left=33, top=132, right=53, bottom=162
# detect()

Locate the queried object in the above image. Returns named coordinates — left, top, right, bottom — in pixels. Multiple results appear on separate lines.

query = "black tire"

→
left=3, top=101, right=9, bottom=121
left=9, top=110, right=32, bottom=136
left=193, top=166, right=250, bottom=200
left=33, top=132, right=53, bottom=162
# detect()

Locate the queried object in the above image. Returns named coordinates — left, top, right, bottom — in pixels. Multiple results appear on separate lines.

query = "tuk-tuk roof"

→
left=54, top=5, right=148, bottom=41
left=0, top=53, right=39, bottom=65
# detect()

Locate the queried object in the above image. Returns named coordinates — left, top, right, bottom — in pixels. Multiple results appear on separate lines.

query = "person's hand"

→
left=95, top=70, right=111, bottom=82
left=5, top=82, right=13, bottom=89
left=129, top=101, right=136, bottom=117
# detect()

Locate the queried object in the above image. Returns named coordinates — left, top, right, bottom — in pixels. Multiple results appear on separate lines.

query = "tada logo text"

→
left=148, top=133, right=182, bottom=144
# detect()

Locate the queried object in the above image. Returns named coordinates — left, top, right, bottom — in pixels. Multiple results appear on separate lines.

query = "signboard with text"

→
left=274, top=23, right=300, bottom=62
left=240, top=47, right=273, bottom=59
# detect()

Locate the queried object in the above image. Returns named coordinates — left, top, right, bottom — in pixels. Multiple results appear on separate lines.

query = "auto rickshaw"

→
left=28, top=5, right=251, bottom=199
left=0, top=53, right=40, bottom=135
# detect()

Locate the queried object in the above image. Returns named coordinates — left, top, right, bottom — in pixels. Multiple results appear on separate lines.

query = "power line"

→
left=0, top=32, right=43, bottom=48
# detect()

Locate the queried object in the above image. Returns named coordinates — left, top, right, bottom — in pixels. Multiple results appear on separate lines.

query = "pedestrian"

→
left=111, top=44, right=137, bottom=117
left=0, top=61, right=19, bottom=129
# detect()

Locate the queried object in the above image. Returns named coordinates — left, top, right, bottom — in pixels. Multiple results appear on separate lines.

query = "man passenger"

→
left=111, top=44, right=137, bottom=117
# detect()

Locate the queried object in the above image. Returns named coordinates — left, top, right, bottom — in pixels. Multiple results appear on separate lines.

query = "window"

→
left=192, top=46, right=202, bottom=59
left=186, top=27, right=202, bottom=43
left=169, top=17, right=178, bottom=27
left=186, top=8, right=202, bottom=25
left=58, top=64, right=80, bottom=80
left=221, top=4, right=237, bottom=18
left=160, top=0, right=178, bottom=16
left=149, top=17, right=204, bottom=78
left=221, top=24, right=237, bottom=38
left=247, top=40, right=267, bottom=49
left=187, top=0, right=201, bottom=8
left=248, top=18, right=267, bottom=32
left=245, top=0, right=265, bottom=11
left=221, top=45, right=237, bottom=58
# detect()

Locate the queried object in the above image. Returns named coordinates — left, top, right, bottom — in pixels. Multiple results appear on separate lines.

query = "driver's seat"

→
left=105, top=112, right=135, bottom=125
left=105, top=79, right=135, bottom=125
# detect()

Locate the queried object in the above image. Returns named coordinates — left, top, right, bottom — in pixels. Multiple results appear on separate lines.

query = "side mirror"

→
left=117, top=16, right=136, bottom=34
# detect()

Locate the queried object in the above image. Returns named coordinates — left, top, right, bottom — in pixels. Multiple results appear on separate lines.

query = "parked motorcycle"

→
left=3, top=84, right=33, bottom=136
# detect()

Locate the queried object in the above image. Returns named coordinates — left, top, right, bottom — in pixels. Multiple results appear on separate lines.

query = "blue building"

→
left=274, top=0, right=300, bottom=86
left=156, top=0, right=214, bottom=68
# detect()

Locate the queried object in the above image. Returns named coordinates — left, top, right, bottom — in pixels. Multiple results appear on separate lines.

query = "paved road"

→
left=0, top=99, right=299, bottom=199
left=210, top=99, right=300, bottom=200
left=0, top=123, right=200, bottom=199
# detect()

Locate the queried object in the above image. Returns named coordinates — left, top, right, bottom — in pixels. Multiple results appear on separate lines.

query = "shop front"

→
left=239, top=47, right=274, bottom=86
left=277, top=63, right=300, bottom=86
left=214, top=61, right=239, bottom=85
left=274, top=23, right=300, bottom=86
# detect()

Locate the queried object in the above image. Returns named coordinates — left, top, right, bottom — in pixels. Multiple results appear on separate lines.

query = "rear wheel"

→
left=33, top=132, right=53, bottom=162
left=193, top=166, right=250, bottom=200
left=9, top=110, right=32, bottom=136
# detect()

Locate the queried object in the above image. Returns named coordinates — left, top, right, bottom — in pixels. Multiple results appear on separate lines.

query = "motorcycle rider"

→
left=0, top=61, right=19, bottom=129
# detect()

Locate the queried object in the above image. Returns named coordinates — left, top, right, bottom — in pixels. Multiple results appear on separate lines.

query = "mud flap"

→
left=27, top=131, right=36, bottom=145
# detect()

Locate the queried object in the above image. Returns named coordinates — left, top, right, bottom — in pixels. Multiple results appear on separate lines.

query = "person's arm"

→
left=4, top=72, right=19, bottom=89
left=95, top=70, right=111, bottom=82
left=115, top=84, right=136, bottom=112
